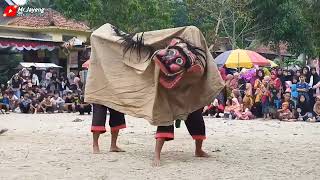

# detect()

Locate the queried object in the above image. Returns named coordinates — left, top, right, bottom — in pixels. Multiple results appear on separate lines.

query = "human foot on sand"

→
left=0, top=128, right=8, bottom=135
left=93, top=145, right=100, bottom=154
left=109, top=146, right=125, bottom=152
left=152, top=157, right=161, bottom=167
left=195, top=150, right=210, bottom=157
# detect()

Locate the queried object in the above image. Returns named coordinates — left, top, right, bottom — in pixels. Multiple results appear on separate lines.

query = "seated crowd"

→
left=203, top=66, right=320, bottom=122
left=0, top=67, right=91, bottom=115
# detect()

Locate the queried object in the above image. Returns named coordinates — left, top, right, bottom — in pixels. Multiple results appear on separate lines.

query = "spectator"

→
left=296, top=94, right=312, bottom=121
left=0, top=84, right=6, bottom=94
left=64, top=92, right=75, bottom=112
left=45, top=68, right=53, bottom=87
left=0, top=92, right=10, bottom=113
left=51, top=93, right=65, bottom=113
left=40, top=95, right=54, bottom=113
left=76, top=95, right=91, bottom=115
left=297, top=74, right=310, bottom=103
left=11, top=74, right=22, bottom=99
left=19, top=94, right=31, bottom=113
left=8, top=92, right=19, bottom=112
left=31, top=72, right=39, bottom=87
left=30, top=96, right=40, bottom=114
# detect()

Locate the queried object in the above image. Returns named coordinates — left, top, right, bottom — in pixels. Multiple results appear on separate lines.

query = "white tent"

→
left=17, top=62, right=62, bottom=69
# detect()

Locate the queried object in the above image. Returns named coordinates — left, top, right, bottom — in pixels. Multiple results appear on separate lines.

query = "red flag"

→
left=3, top=5, right=18, bottom=17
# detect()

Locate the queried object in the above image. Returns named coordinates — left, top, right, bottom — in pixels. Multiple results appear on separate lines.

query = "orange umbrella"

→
left=82, top=59, right=90, bottom=68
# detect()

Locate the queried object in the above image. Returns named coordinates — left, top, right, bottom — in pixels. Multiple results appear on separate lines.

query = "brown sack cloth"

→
left=85, top=23, right=224, bottom=126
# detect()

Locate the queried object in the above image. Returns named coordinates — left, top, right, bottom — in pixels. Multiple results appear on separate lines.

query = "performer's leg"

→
left=108, top=108, right=126, bottom=152
left=185, top=108, right=209, bottom=157
left=91, top=104, right=108, bottom=153
left=153, top=125, right=174, bottom=166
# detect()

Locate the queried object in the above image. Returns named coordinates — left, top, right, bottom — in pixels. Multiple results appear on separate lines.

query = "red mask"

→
left=152, top=38, right=205, bottom=89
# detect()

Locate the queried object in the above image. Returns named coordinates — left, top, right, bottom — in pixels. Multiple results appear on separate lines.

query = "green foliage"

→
left=51, top=0, right=320, bottom=57
left=249, top=0, right=313, bottom=56
left=54, top=0, right=174, bottom=32
left=274, top=57, right=303, bottom=68
left=0, top=54, right=23, bottom=84
left=186, top=0, right=255, bottom=48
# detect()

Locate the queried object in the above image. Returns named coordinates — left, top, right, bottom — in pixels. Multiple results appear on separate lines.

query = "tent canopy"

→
left=17, top=62, right=62, bottom=69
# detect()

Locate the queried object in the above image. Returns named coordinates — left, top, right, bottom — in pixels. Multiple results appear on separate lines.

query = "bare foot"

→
left=109, top=146, right=125, bottom=152
left=195, top=150, right=210, bottom=158
left=152, top=157, right=161, bottom=167
left=93, top=145, right=100, bottom=154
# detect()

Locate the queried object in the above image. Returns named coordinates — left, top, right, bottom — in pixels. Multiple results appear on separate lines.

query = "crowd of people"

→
left=3, top=65, right=320, bottom=123
left=203, top=66, right=320, bottom=122
left=0, top=67, right=91, bottom=115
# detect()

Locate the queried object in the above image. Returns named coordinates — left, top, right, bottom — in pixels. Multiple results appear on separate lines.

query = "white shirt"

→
left=32, top=74, right=39, bottom=86
left=45, top=72, right=52, bottom=80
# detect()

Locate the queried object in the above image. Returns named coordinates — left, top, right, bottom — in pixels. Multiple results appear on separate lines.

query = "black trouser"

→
left=91, top=104, right=126, bottom=133
left=155, top=108, right=206, bottom=141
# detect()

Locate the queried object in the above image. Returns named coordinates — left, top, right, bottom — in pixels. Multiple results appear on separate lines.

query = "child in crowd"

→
left=40, top=96, right=54, bottom=113
left=235, top=104, right=254, bottom=120
left=291, top=76, right=299, bottom=108
left=19, top=94, right=31, bottom=113
left=243, top=83, right=253, bottom=110
left=277, top=102, right=294, bottom=121
left=261, top=85, right=271, bottom=119
left=30, top=96, right=40, bottom=114
left=297, top=74, right=310, bottom=103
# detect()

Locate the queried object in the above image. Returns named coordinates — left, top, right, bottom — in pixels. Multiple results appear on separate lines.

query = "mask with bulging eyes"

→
left=152, top=38, right=205, bottom=89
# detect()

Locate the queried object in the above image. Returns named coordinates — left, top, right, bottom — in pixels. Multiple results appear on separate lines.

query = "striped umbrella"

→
left=215, top=49, right=270, bottom=68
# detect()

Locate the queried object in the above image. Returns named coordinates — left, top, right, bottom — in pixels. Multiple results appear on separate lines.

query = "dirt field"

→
left=1, top=113, right=320, bottom=180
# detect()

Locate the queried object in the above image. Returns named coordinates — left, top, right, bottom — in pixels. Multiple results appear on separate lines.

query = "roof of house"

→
left=248, top=41, right=291, bottom=56
left=7, top=8, right=90, bottom=31
left=254, top=43, right=290, bottom=56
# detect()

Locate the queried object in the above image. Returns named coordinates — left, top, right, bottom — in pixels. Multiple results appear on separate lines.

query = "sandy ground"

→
left=1, top=113, right=320, bottom=180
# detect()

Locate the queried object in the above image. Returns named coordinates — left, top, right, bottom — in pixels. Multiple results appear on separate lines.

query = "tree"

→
left=0, top=54, right=22, bottom=84
left=249, top=0, right=313, bottom=57
left=186, top=0, right=256, bottom=49
left=302, top=0, right=320, bottom=57
left=53, top=0, right=175, bottom=32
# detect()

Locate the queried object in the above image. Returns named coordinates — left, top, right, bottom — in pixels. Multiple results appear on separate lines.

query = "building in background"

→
left=0, top=1, right=92, bottom=79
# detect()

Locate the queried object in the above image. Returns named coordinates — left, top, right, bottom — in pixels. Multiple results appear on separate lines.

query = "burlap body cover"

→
left=85, top=23, right=224, bottom=126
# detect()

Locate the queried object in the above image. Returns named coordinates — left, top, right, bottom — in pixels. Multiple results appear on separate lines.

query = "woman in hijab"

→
left=297, top=94, right=312, bottom=121
left=302, top=66, right=311, bottom=83
left=254, top=69, right=264, bottom=91
left=230, top=98, right=241, bottom=119
left=277, top=68, right=286, bottom=91
left=309, top=67, right=320, bottom=106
